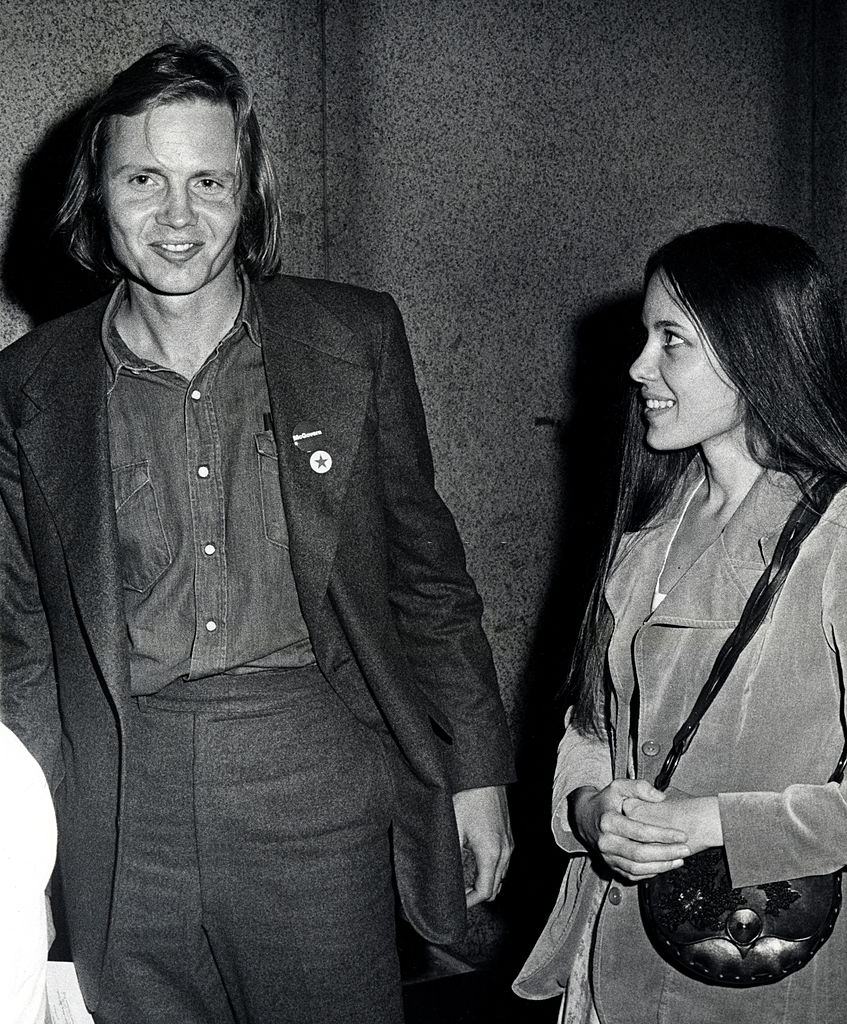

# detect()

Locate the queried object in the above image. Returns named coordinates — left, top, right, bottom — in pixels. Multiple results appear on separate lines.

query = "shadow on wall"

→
left=497, top=293, right=643, bottom=972
left=3, top=105, right=108, bottom=327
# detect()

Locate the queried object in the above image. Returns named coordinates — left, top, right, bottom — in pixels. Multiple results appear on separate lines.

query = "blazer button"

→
left=641, top=740, right=661, bottom=757
left=608, top=887, right=622, bottom=906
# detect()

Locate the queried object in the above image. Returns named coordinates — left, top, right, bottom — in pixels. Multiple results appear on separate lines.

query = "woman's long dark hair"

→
left=568, top=222, right=847, bottom=735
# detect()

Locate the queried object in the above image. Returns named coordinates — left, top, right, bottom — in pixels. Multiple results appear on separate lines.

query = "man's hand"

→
left=452, top=785, right=513, bottom=907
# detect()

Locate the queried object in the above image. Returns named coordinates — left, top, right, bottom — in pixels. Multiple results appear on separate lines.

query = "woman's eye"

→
left=197, top=178, right=224, bottom=193
left=662, top=331, right=685, bottom=349
left=130, top=174, right=155, bottom=187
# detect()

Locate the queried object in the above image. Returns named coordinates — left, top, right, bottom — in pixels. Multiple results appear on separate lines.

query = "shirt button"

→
left=203, top=543, right=216, bottom=556
left=608, top=887, right=622, bottom=906
left=205, top=620, right=217, bottom=632
left=197, top=465, right=210, bottom=478
left=190, top=389, right=202, bottom=400
left=642, top=740, right=661, bottom=757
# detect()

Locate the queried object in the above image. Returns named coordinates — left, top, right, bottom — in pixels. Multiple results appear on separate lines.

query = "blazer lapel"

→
left=646, top=469, right=799, bottom=628
left=257, top=278, right=373, bottom=623
left=16, top=305, right=129, bottom=698
left=605, top=463, right=705, bottom=628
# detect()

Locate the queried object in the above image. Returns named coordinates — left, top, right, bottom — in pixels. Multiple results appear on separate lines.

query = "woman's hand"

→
left=569, top=780, right=691, bottom=882
left=622, top=793, right=723, bottom=855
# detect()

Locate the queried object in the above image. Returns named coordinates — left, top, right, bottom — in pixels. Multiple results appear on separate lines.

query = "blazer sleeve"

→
left=373, top=293, right=514, bottom=792
left=719, top=514, right=847, bottom=886
left=552, top=708, right=613, bottom=852
left=0, top=376, right=63, bottom=791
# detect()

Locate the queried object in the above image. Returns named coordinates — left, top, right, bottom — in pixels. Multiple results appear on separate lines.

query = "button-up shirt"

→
left=103, top=277, right=315, bottom=695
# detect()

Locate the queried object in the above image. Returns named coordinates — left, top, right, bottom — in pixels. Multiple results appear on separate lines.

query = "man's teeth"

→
left=160, top=243, right=193, bottom=252
left=646, top=398, right=675, bottom=410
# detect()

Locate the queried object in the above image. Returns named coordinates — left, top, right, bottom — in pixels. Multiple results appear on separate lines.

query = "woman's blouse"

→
left=515, top=471, right=847, bottom=1023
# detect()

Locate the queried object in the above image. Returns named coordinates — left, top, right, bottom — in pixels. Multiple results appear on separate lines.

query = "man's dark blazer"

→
left=0, top=275, right=515, bottom=1007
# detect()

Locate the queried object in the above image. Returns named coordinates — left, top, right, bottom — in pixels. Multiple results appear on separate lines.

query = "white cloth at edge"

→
left=0, top=721, right=57, bottom=1024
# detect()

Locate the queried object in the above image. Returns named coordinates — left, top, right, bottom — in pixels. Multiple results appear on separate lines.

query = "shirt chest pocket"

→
left=112, top=461, right=173, bottom=592
left=255, top=432, right=290, bottom=549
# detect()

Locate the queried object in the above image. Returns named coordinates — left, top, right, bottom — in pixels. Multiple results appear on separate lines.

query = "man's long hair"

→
left=566, top=221, right=847, bottom=736
left=57, top=41, right=284, bottom=280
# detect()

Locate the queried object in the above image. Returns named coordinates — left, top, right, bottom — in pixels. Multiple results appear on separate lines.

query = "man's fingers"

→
left=464, top=834, right=514, bottom=906
left=490, top=835, right=514, bottom=898
left=465, top=861, right=495, bottom=907
left=465, top=841, right=499, bottom=906
left=454, top=785, right=513, bottom=907
left=466, top=886, right=487, bottom=907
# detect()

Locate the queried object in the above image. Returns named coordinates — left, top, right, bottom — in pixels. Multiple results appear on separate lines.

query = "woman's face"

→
left=630, top=271, right=747, bottom=459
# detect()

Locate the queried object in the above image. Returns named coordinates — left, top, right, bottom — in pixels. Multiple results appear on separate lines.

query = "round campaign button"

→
left=292, top=422, right=326, bottom=453
left=309, top=450, right=332, bottom=474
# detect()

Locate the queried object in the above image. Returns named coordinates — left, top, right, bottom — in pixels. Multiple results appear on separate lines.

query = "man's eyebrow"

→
left=110, top=163, right=160, bottom=175
left=193, top=168, right=238, bottom=181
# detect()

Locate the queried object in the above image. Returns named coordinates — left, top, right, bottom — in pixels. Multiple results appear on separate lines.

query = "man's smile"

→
left=149, top=240, right=205, bottom=262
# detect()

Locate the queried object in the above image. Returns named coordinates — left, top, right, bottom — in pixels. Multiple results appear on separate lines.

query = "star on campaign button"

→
left=309, top=450, right=332, bottom=474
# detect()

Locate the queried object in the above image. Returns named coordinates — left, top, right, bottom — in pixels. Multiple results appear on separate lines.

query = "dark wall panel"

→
left=321, top=0, right=814, bottom=962
left=813, top=1, right=847, bottom=282
left=0, top=0, right=824, bottom=970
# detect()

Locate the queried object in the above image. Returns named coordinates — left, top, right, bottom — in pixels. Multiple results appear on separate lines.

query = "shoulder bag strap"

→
left=654, top=473, right=847, bottom=792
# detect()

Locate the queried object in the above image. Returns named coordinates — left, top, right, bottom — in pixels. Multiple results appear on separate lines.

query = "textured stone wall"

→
left=0, top=0, right=826, bottom=971
left=813, top=0, right=847, bottom=284
left=320, top=0, right=814, bottom=962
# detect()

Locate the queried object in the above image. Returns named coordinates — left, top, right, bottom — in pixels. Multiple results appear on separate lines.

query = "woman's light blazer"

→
left=515, top=470, right=847, bottom=1024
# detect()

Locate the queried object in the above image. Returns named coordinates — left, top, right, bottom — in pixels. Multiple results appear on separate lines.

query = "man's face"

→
left=102, top=99, right=243, bottom=297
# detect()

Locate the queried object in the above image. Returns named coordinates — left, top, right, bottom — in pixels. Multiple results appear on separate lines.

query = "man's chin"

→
left=125, top=263, right=236, bottom=299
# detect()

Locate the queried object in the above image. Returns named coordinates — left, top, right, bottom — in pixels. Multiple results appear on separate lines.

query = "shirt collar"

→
left=238, top=274, right=261, bottom=349
left=101, top=273, right=260, bottom=383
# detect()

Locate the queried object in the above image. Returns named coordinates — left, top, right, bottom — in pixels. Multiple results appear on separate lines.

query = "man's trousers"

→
left=92, top=665, right=404, bottom=1024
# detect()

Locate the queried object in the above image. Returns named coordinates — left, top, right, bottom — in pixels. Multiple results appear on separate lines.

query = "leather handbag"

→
left=639, top=474, right=847, bottom=987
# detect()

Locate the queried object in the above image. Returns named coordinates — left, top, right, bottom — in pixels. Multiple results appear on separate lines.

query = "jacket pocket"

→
left=255, top=432, right=289, bottom=548
left=112, top=461, right=172, bottom=592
